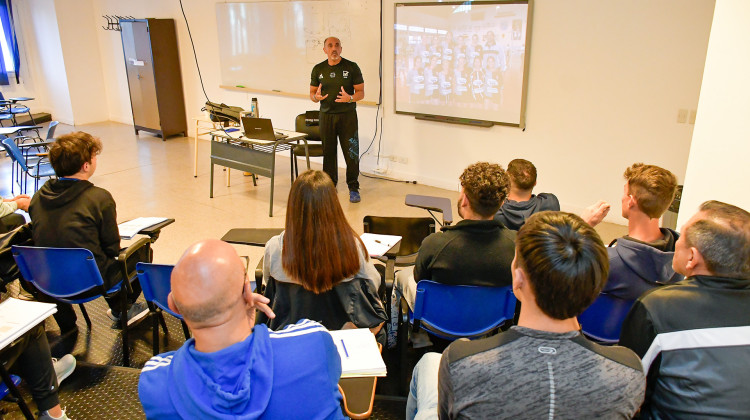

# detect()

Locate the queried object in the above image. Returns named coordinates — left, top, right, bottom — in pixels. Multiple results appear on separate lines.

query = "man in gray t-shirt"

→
left=407, top=211, right=645, bottom=420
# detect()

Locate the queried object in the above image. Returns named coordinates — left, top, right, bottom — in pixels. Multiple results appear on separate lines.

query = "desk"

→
left=0, top=126, right=41, bottom=136
left=405, top=194, right=454, bottom=226
left=0, top=299, right=56, bottom=419
left=221, top=228, right=284, bottom=246
left=210, top=129, right=310, bottom=217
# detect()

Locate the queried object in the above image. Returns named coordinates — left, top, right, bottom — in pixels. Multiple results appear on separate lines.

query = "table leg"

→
left=269, top=144, right=278, bottom=217
left=303, top=139, right=311, bottom=170
left=210, top=161, right=215, bottom=198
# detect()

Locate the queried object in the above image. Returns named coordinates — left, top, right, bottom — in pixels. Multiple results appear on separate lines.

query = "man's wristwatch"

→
left=348, top=95, right=353, bottom=103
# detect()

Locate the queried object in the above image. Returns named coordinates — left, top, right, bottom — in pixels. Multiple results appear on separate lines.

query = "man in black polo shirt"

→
left=309, top=36, right=365, bottom=203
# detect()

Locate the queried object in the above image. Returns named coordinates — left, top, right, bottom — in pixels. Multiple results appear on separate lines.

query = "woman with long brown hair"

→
left=259, top=170, right=385, bottom=339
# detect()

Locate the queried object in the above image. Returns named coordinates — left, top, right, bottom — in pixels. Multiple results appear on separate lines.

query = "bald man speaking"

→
left=138, top=239, right=345, bottom=419
left=310, top=36, right=365, bottom=203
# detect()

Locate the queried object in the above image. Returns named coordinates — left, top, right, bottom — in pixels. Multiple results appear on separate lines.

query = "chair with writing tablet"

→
left=362, top=216, right=435, bottom=297
left=1, top=136, right=55, bottom=195
left=12, top=240, right=152, bottom=367
left=136, top=262, right=191, bottom=356
left=578, top=293, right=635, bottom=345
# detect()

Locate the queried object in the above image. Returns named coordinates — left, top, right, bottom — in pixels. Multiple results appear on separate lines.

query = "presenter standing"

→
left=309, top=36, right=365, bottom=203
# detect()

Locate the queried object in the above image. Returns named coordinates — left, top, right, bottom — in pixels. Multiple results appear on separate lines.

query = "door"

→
left=121, top=21, right=160, bottom=131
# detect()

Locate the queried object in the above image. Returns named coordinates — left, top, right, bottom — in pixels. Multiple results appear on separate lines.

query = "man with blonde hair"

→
left=593, top=163, right=681, bottom=301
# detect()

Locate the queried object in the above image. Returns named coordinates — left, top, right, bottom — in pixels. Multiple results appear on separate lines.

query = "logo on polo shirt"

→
left=538, top=346, right=557, bottom=354
left=319, top=73, right=323, bottom=80
left=343, top=70, right=349, bottom=78
left=330, top=72, right=336, bottom=78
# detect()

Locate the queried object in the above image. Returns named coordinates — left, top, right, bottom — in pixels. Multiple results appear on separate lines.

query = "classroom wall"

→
left=16, top=0, right=716, bottom=224
left=676, top=0, right=750, bottom=227
left=53, top=0, right=109, bottom=125
left=20, top=0, right=74, bottom=124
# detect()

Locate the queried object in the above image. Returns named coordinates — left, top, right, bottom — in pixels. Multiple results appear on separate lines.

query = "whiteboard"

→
left=216, top=1, right=381, bottom=104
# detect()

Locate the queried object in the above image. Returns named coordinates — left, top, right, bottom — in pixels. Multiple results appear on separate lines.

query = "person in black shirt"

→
left=309, top=37, right=365, bottom=203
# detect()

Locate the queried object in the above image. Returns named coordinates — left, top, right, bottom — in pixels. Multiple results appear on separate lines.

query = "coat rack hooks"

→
left=101, top=15, right=135, bottom=32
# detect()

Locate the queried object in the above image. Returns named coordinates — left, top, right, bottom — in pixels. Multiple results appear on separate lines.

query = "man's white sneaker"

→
left=52, top=354, right=76, bottom=385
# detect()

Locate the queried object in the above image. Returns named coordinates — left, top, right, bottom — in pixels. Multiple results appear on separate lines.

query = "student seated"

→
left=0, top=322, right=76, bottom=420
left=591, top=163, right=682, bottom=301
left=620, top=200, right=750, bottom=418
left=493, top=158, right=559, bottom=230
left=0, top=194, right=29, bottom=233
left=139, top=239, right=345, bottom=419
left=28, top=132, right=148, bottom=334
left=259, top=170, right=386, bottom=340
left=407, top=212, right=645, bottom=419
left=395, top=162, right=515, bottom=310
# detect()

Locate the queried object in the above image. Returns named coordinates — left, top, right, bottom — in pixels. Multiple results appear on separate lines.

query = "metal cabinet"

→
left=120, top=19, right=187, bottom=139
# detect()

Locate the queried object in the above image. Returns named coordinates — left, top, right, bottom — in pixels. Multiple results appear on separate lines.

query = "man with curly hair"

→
left=395, top=162, right=516, bottom=311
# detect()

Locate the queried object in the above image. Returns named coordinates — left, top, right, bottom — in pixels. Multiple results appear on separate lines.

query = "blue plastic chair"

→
left=1, top=136, right=55, bottom=194
left=410, top=280, right=517, bottom=339
left=136, top=262, right=191, bottom=355
left=12, top=246, right=139, bottom=367
left=0, top=93, right=34, bottom=126
left=0, top=373, right=32, bottom=419
left=578, top=293, right=635, bottom=345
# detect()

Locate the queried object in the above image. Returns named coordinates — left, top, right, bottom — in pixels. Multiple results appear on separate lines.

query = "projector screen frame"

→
left=393, top=0, right=534, bottom=128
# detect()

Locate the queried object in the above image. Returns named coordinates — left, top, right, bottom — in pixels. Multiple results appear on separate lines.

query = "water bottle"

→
left=251, top=98, right=259, bottom=118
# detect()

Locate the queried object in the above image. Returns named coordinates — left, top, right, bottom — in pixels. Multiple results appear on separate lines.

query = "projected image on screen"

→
left=394, top=2, right=530, bottom=126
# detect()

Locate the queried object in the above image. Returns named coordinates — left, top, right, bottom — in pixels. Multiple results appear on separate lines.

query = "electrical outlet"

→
left=688, top=109, right=697, bottom=124
left=677, top=109, right=688, bottom=124
left=389, top=155, right=397, bottom=162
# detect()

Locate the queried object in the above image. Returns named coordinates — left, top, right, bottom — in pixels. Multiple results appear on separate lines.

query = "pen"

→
left=374, top=239, right=383, bottom=244
left=341, top=339, right=349, bottom=358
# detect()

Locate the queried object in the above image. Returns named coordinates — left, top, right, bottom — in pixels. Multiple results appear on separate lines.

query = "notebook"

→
left=328, top=328, right=387, bottom=378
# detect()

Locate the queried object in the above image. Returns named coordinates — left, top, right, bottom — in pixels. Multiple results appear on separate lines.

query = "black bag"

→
left=0, top=223, right=33, bottom=290
left=202, top=101, right=244, bottom=124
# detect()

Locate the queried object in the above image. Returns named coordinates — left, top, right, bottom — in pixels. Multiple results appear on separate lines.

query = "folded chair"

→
left=136, top=262, right=191, bottom=355
left=12, top=238, right=152, bottom=367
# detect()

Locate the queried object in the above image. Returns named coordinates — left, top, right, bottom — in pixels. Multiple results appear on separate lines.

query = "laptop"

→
left=240, top=117, right=288, bottom=141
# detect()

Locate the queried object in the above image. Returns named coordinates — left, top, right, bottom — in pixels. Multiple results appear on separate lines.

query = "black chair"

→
left=362, top=216, right=435, bottom=334
left=291, top=112, right=323, bottom=178
left=362, top=216, right=435, bottom=286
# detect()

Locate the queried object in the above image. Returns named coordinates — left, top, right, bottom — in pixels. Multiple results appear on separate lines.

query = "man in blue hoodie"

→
left=591, top=163, right=682, bottom=301
left=139, top=239, right=345, bottom=419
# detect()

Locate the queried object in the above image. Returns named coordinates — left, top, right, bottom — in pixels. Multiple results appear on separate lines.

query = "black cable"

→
left=178, top=0, right=210, bottom=102
left=178, top=0, right=240, bottom=139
